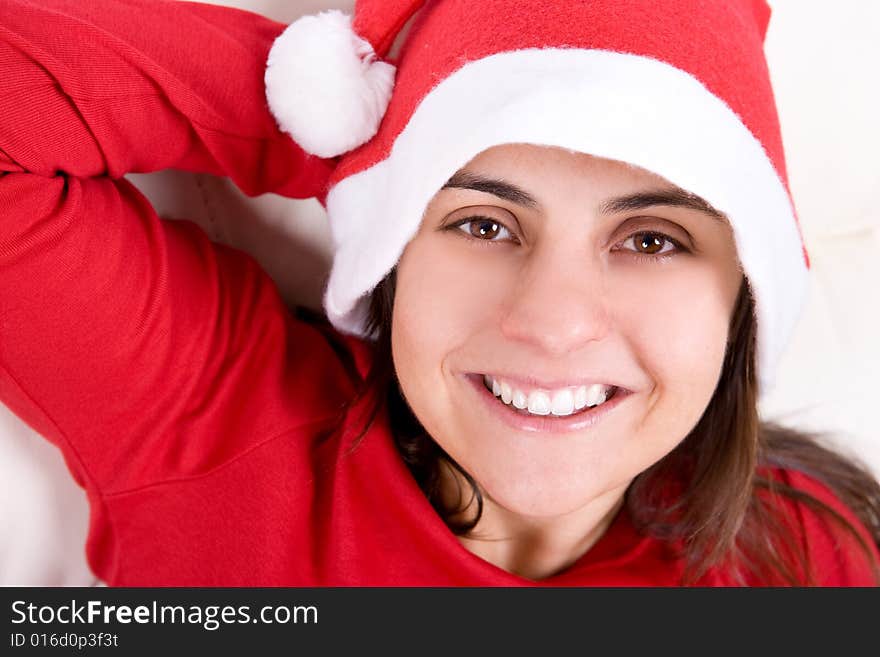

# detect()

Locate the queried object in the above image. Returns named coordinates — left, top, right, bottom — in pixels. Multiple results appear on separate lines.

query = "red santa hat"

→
left=264, top=0, right=810, bottom=398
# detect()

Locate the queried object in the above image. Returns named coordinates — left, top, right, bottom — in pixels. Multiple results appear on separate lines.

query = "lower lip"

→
left=463, top=374, right=633, bottom=434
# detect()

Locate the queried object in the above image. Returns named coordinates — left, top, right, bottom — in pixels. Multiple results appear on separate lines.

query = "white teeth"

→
left=527, top=391, right=551, bottom=415
left=483, top=375, right=615, bottom=418
left=585, top=383, right=607, bottom=407
left=550, top=389, right=575, bottom=416
left=500, top=381, right=513, bottom=404
left=574, top=386, right=589, bottom=410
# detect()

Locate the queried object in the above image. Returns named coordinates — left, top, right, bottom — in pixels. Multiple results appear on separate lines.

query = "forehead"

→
left=442, top=144, right=731, bottom=234
left=460, top=144, right=674, bottom=192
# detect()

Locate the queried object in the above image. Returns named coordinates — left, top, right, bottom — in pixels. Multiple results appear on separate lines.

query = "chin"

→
left=475, top=465, right=612, bottom=519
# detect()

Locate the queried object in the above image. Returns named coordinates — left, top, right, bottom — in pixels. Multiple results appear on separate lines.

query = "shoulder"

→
left=758, top=466, right=879, bottom=586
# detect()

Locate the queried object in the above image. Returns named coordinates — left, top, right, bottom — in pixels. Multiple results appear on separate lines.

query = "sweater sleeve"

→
left=0, top=0, right=357, bottom=496
left=0, top=0, right=333, bottom=195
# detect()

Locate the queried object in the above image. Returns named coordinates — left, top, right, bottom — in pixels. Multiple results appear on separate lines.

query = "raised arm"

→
left=0, top=0, right=333, bottom=195
left=0, top=0, right=356, bottom=499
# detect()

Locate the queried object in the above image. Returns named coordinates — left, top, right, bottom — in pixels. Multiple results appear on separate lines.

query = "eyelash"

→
left=446, top=216, right=687, bottom=262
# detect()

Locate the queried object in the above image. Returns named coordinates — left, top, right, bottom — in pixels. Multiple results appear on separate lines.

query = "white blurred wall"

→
left=1, top=0, right=877, bottom=585
left=759, top=0, right=880, bottom=471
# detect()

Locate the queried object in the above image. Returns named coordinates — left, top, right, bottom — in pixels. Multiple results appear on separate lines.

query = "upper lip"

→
left=474, top=372, right=631, bottom=393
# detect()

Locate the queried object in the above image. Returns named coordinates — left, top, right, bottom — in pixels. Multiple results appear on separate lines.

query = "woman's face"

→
left=392, top=144, right=742, bottom=518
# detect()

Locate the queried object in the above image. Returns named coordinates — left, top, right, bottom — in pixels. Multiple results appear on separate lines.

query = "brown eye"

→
left=471, top=219, right=501, bottom=238
left=452, top=217, right=515, bottom=242
left=620, top=231, right=680, bottom=257
left=635, top=232, right=666, bottom=254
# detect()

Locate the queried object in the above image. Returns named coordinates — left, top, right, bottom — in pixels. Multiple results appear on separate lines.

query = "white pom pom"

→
left=265, top=10, right=396, bottom=158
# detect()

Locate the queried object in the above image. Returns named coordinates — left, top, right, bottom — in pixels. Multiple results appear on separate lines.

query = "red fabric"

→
left=335, top=0, right=786, bottom=186
left=336, top=0, right=810, bottom=270
left=0, top=0, right=874, bottom=586
left=354, top=0, right=426, bottom=58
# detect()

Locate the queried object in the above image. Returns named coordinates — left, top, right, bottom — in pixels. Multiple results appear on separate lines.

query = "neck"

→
left=441, top=465, right=628, bottom=581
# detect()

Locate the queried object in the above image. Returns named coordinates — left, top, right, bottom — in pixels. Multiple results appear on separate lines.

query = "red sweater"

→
left=0, top=0, right=876, bottom=586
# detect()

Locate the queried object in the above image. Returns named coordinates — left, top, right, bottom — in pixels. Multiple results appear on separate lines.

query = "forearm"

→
left=0, top=0, right=332, bottom=197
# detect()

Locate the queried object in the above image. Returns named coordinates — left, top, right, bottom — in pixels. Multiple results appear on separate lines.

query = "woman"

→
left=1, top=0, right=877, bottom=585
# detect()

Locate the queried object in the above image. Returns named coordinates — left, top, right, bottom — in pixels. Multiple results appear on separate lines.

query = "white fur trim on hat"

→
left=323, top=49, right=809, bottom=400
left=265, top=10, right=396, bottom=158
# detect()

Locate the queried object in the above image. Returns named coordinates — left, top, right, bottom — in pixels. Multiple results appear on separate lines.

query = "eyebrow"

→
left=442, top=171, right=540, bottom=209
left=600, top=188, right=726, bottom=222
left=441, top=171, right=726, bottom=221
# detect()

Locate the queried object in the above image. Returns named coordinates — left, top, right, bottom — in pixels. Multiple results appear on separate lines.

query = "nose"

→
left=498, top=247, right=611, bottom=357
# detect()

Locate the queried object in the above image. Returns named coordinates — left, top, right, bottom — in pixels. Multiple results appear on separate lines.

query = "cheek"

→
left=392, top=238, right=511, bottom=414
left=393, top=238, right=510, bottom=358
left=616, top=263, right=732, bottom=407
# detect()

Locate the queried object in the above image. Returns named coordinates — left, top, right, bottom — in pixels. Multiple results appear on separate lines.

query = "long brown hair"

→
left=344, top=269, right=880, bottom=585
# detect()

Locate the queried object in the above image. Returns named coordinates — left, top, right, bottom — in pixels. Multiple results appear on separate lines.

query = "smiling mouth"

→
left=480, top=374, right=619, bottom=418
